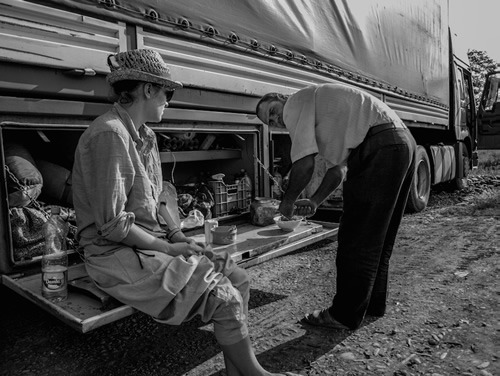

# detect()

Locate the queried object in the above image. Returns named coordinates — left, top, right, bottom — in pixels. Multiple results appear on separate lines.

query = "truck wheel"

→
left=406, top=146, right=431, bottom=213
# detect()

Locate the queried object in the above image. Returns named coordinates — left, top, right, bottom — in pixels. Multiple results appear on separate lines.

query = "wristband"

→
left=167, top=227, right=182, bottom=241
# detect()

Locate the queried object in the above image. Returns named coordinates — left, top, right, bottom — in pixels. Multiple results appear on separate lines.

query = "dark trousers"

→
left=329, top=125, right=416, bottom=329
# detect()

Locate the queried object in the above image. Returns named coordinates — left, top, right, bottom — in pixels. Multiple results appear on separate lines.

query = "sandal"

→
left=301, top=309, right=350, bottom=330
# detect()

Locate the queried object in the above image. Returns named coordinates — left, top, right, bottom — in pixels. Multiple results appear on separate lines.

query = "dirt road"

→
left=1, top=175, right=498, bottom=376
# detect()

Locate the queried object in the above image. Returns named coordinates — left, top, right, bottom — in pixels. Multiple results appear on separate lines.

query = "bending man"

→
left=256, top=83, right=417, bottom=330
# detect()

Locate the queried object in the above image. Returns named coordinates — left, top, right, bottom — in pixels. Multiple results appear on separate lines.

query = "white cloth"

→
left=283, top=83, right=405, bottom=168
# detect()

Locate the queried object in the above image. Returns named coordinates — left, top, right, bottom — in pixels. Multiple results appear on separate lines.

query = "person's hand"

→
left=171, top=237, right=214, bottom=259
left=293, top=198, right=317, bottom=218
left=167, top=241, right=204, bottom=258
left=185, top=237, right=196, bottom=245
left=186, top=237, right=208, bottom=249
left=185, top=237, right=202, bottom=246
left=170, top=230, right=201, bottom=245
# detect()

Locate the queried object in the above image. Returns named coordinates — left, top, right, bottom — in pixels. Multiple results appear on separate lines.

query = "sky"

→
left=449, top=0, right=500, bottom=63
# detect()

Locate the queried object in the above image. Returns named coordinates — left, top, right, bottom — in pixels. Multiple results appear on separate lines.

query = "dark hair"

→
left=108, top=80, right=143, bottom=104
left=255, top=92, right=289, bottom=114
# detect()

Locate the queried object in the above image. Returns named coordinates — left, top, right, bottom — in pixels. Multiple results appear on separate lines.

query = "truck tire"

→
left=406, top=146, right=431, bottom=213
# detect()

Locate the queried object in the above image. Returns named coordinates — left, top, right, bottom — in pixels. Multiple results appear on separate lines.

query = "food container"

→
left=204, top=219, right=218, bottom=244
left=274, top=215, right=304, bottom=232
left=211, top=225, right=237, bottom=245
left=250, top=197, right=280, bottom=226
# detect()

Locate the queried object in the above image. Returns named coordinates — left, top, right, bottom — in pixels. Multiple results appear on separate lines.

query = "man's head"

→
left=255, top=93, right=289, bottom=128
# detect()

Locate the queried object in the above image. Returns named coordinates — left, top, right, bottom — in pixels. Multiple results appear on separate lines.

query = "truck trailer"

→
left=0, top=0, right=482, bottom=332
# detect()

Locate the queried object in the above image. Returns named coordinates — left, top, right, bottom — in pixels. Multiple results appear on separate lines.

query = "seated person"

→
left=72, top=48, right=299, bottom=376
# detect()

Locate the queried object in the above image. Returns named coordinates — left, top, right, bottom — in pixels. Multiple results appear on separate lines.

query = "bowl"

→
left=211, top=225, right=237, bottom=245
left=274, top=215, right=304, bottom=232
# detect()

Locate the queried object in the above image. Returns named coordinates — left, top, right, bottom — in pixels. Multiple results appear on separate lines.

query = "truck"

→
left=0, top=0, right=490, bottom=332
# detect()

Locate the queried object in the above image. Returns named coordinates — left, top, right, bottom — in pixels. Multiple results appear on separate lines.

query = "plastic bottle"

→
left=240, top=169, right=253, bottom=198
left=41, top=206, right=69, bottom=302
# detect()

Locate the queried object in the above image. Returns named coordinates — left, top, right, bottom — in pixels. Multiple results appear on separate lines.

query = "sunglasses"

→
left=165, top=90, right=174, bottom=102
left=152, top=84, right=175, bottom=102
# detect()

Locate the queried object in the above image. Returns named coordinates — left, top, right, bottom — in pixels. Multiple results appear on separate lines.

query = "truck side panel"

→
left=34, top=0, right=450, bottom=123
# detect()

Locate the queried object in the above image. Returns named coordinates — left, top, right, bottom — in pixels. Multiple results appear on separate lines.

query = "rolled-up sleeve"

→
left=84, top=130, right=136, bottom=242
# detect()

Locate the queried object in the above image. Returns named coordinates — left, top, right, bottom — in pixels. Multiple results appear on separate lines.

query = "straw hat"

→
left=106, top=49, right=183, bottom=90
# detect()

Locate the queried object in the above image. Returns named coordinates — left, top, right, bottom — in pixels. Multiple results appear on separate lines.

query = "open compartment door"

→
left=1, top=264, right=134, bottom=333
left=477, top=70, right=500, bottom=150
left=188, top=217, right=338, bottom=269
left=2, top=220, right=337, bottom=333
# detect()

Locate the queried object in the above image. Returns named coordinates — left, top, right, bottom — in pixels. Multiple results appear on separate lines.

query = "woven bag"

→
left=10, top=207, right=47, bottom=261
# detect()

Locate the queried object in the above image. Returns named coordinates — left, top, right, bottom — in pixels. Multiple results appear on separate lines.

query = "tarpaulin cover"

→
left=45, top=0, right=450, bottom=106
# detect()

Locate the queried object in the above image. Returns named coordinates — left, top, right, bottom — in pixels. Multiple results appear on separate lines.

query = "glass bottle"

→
left=41, top=206, right=69, bottom=302
left=240, top=169, right=253, bottom=199
left=250, top=197, right=280, bottom=226
left=272, top=163, right=283, bottom=200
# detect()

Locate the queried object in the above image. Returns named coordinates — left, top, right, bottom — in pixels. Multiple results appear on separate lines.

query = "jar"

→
left=250, top=197, right=280, bottom=226
left=204, top=219, right=218, bottom=245
left=212, top=225, right=237, bottom=245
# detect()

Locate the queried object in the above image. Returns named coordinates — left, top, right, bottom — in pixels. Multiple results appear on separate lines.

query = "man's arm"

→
left=310, top=164, right=346, bottom=207
left=279, top=154, right=316, bottom=218
left=291, top=164, right=346, bottom=218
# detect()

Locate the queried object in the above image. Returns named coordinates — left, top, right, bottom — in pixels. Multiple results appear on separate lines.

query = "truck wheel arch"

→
left=406, top=145, right=431, bottom=213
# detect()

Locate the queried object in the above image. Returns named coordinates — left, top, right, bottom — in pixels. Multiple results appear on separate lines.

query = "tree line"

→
left=468, top=50, right=499, bottom=109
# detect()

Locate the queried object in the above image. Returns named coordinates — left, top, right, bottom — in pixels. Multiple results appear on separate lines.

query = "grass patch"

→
left=438, top=150, right=500, bottom=216
left=470, top=150, right=500, bottom=215
left=474, top=150, right=500, bottom=175
left=440, top=190, right=500, bottom=216
left=471, top=190, right=500, bottom=215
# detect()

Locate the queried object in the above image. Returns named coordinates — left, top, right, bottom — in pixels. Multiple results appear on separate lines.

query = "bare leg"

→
left=223, top=354, right=243, bottom=376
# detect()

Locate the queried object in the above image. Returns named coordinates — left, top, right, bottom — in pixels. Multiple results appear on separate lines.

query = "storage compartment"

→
left=0, top=124, right=263, bottom=271
left=155, top=127, right=258, bottom=221
left=0, top=124, right=84, bottom=274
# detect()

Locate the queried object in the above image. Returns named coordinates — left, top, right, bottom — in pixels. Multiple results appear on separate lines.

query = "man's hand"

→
left=293, top=198, right=317, bottom=218
left=278, top=199, right=296, bottom=219
left=278, top=154, right=316, bottom=218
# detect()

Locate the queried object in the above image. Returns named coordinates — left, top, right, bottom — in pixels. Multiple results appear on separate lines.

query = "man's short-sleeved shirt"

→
left=282, top=83, right=405, bottom=167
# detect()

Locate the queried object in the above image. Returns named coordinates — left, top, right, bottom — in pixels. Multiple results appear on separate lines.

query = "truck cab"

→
left=477, top=70, right=500, bottom=149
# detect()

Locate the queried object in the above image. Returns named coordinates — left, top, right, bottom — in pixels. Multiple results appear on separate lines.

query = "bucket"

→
left=211, top=225, right=237, bottom=245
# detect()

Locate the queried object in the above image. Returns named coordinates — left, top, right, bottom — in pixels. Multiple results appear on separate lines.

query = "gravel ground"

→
left=0, top=174, right=499, bottom=376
